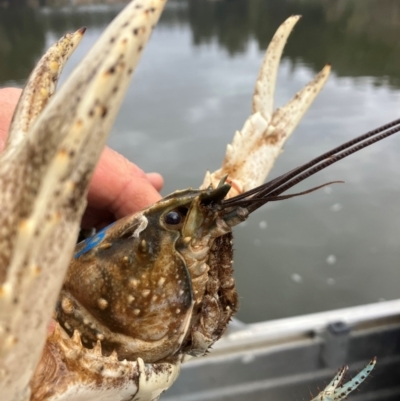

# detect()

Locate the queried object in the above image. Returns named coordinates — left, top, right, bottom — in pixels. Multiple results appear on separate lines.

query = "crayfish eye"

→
left=163, top=207, right=188, bottom=230
left=165, top=211, right=181, bottom=225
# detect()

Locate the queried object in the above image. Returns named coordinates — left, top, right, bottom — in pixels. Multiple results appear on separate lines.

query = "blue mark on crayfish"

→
left=74, top=222, right=115, bottom=259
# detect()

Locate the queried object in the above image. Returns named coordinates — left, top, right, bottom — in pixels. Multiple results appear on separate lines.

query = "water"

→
left=1, top=0, right=400, bottom=323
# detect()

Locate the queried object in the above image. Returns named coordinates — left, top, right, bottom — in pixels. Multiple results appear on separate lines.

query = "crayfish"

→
left=0, top=1, right=395, bottom=400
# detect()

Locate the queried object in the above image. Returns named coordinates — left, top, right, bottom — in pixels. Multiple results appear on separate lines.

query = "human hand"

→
left=0, top=88, right=163, bottom=229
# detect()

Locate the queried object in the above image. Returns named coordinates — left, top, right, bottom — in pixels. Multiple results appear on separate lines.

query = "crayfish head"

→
left=55, top=184, right=239, bottom=363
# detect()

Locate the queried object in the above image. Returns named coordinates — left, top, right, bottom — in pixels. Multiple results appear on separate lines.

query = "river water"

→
left=1, top=0, right=400, bottom=323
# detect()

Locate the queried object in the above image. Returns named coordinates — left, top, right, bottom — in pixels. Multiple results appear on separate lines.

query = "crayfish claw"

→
left=202, top=16, right=330, bottom=198
left=310, top=358, right=376, bottom=401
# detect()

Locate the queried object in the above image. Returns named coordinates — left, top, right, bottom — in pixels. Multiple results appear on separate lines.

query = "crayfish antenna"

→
left=219, top=117, right=400, bottom=215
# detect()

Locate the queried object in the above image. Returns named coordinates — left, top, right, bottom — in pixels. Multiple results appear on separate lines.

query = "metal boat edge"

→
left=166, top=300, right=400, bottom=401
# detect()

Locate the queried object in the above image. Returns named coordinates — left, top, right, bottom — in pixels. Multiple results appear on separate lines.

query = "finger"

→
left=47, top=319, right=57, bottom=334
left=82, top=173, right=164, bottom=230
left=88, top=146, right=163, bottom=219
left=0, top=88, right=22, bottom=150
left=145, top=172, right=164, bottom=192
